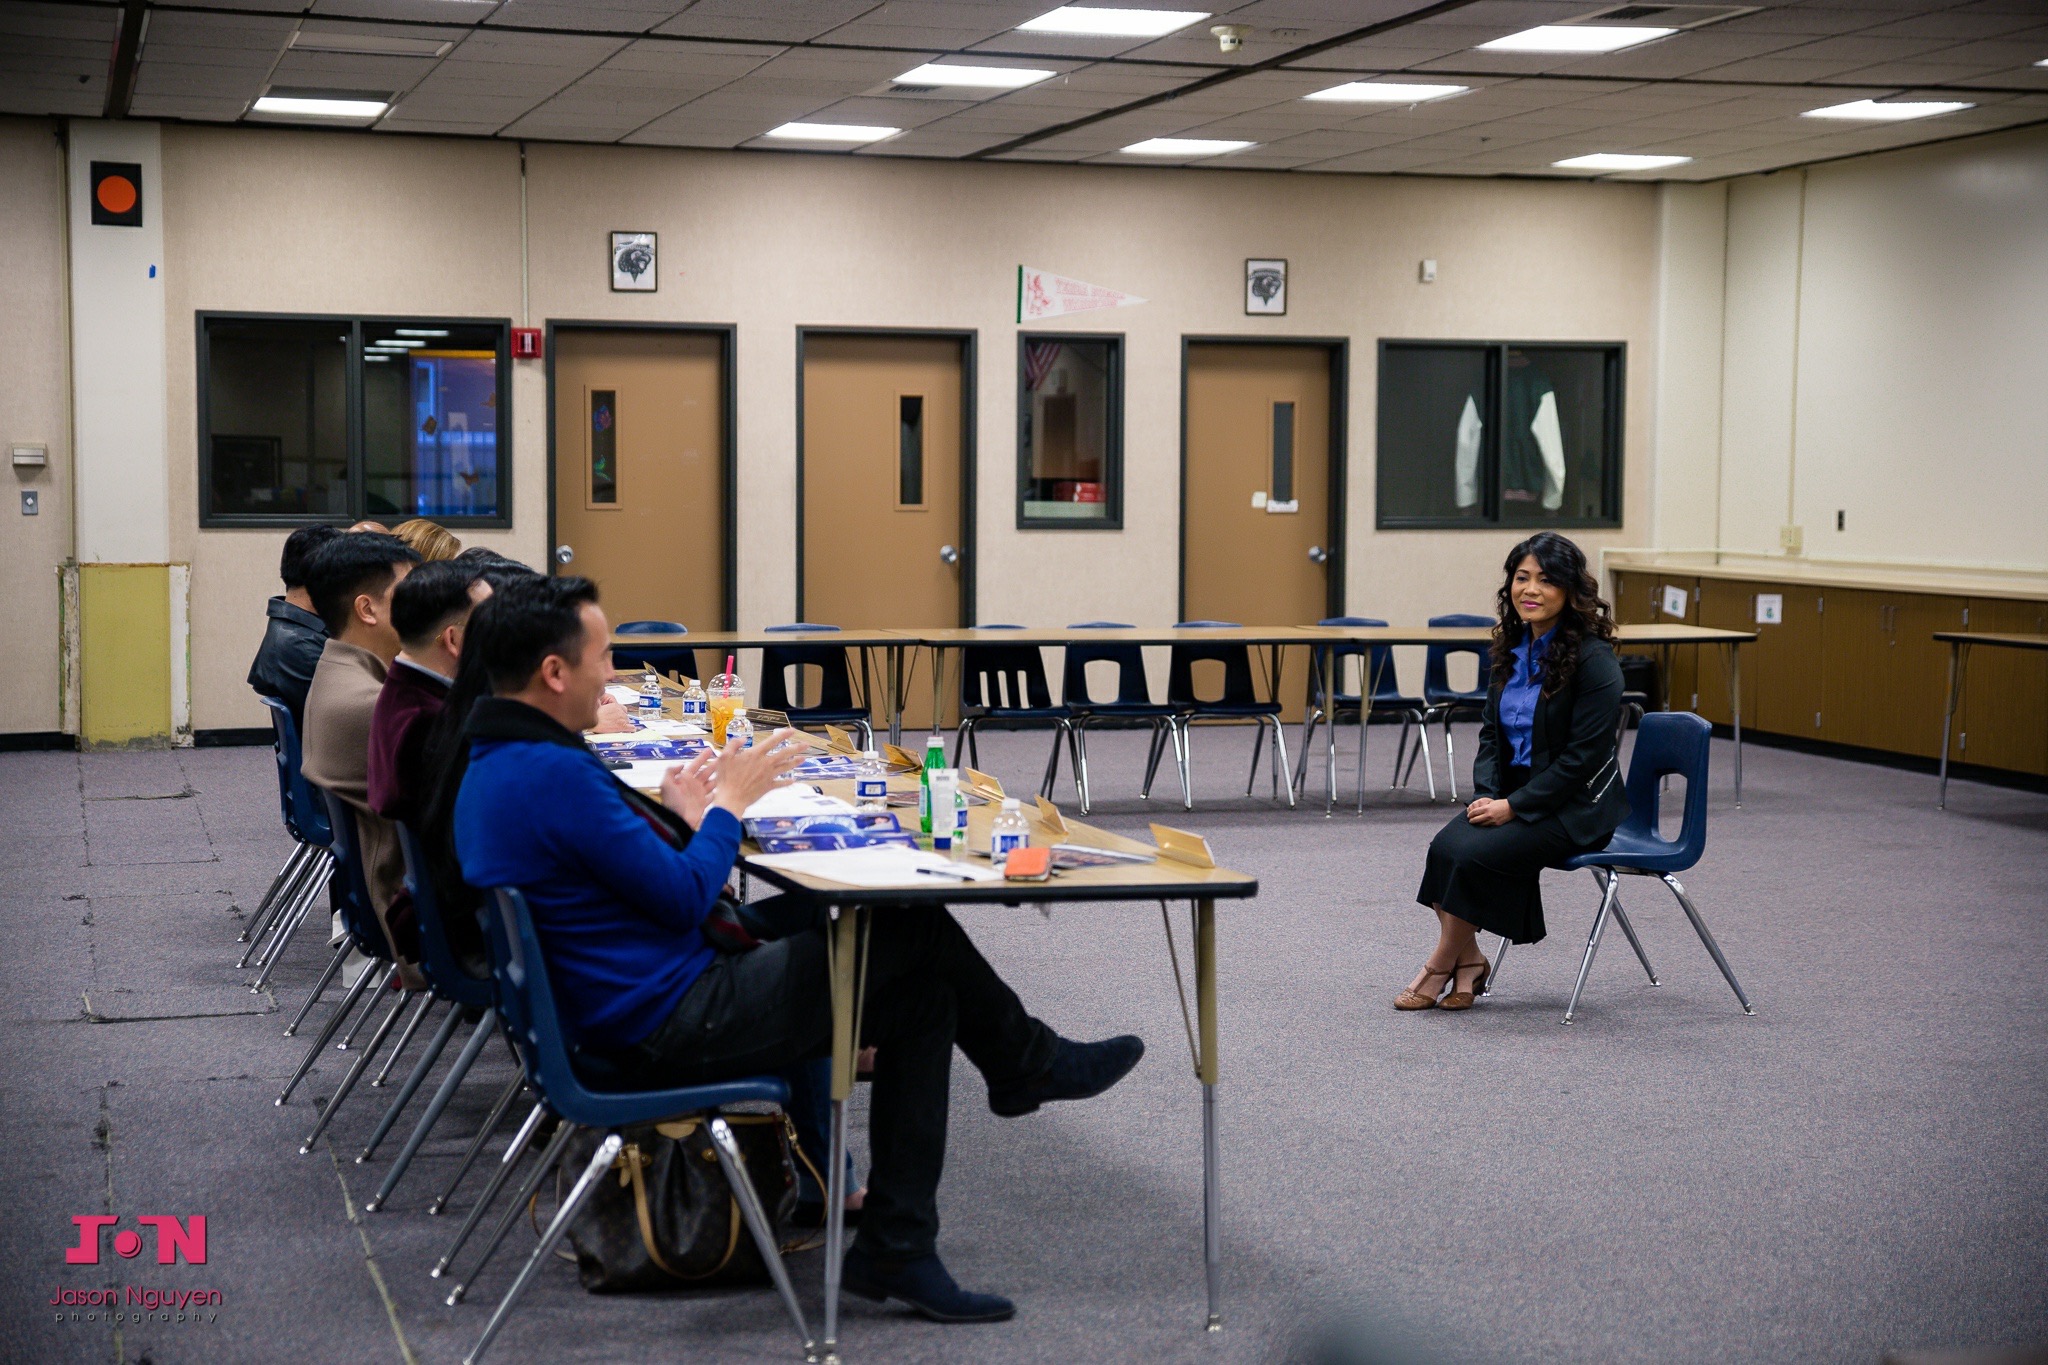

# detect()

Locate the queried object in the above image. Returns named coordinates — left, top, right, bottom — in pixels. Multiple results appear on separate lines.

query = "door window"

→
left=1271, top=400, right=1296, bottom=505
left=589, top=389, right=618, bottom=506
left=898, top=394, right=925, bottom=507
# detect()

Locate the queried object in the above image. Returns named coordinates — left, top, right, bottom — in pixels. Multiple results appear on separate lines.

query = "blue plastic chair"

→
left=241, top=698, right=337, bottom=976
left=1490, top=712, right=1754, bottom=1025
left=1296, top=617, right=1436, bottom=811
left=757, top=623, right=874, bottom=747
left=1060, top=622, right=1180, bottom=814
left=954, top=624, right=1075, bottom=799
left=286, top=790, right=420, bottom=1154
left=1166, top=621, right=1294, bottom=809
left=610, top=620, right=698, bottom=681
left=353, top=826, right=513, bottom=1215
left=1422, top=612, right=1494, bottom=802
left=451, top=888, right=815, bottom=1365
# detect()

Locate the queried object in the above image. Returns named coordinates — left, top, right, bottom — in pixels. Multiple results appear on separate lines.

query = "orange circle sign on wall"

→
left=96, top=174, right=138, bottom=215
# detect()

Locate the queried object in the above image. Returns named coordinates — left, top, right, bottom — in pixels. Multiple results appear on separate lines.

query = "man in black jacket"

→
left=248, top=525, right=341, bottom=726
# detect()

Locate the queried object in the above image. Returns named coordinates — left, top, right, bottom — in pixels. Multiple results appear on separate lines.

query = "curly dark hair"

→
left=1488, top=532, right=1617, bottom=696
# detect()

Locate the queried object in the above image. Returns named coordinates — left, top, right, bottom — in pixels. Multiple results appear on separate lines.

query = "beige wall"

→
left=1671, top=123, right=2048, bottom=574
left=17, top=119, right=1667, bottom=733
left=1651, top=181, right=1726, bottom=553
left=0, top=118, right=72, bottom=736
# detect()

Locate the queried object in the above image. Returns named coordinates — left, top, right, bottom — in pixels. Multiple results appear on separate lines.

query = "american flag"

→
left=1024, top=340, right=1063, bottom=392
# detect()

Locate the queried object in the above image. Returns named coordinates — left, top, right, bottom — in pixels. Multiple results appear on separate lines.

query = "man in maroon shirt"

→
left=369, top=560, right=489, bottom=828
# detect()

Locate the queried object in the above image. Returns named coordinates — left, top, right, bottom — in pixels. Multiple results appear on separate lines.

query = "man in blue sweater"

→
left=454, top=577, right=1144, bottom=1323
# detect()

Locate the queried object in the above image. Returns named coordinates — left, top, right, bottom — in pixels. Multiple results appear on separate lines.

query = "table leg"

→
left=1937, top=641, right=1968, bottom=810
left=1194, top=897, right=1221, bottom=1331
left=885, top=645, right=902, bottom=748
left=1323, top=646, right=1342, bottom=813
left=928, top=645, right=946, bottom=737
left=823, top=905, right=866, bottom=1364
left=1727, top=643, right=1743, bottom=806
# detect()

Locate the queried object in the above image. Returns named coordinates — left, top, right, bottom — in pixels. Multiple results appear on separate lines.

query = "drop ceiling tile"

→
left=652, top=0, right=882, bottom=43
left=268, top=52, right=445, bottom=88
left=804, top=95, right=976, bottom=126
left=310, top=0, right=495, bottom=19
left=142, top=11, right=298, bottom=52
left=1712, top=7, right=1890, bottom=37
left=481, top=0, right=693, bottom=34
left=376, top=117, right=511, bottom=134
left=128, top=95, right=253, bottom=119
left=1687, top=53, right=1889, bottom=80
left=600, top=39, right=783, bottom=76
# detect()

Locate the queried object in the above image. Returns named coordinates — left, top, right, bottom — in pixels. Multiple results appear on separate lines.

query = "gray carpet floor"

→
left=2, top=723, right=2045, bottom=1365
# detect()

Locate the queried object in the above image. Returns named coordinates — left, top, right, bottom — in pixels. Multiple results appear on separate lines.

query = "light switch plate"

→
left=21, top=490, right=39, bottom=516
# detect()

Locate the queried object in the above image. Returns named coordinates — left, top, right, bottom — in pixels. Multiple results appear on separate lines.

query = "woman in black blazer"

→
left=1398, top=532, right=1632, bottom=1011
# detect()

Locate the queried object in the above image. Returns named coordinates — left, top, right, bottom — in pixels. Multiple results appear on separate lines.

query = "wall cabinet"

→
left=1612, top=569, right=2042, bottom=776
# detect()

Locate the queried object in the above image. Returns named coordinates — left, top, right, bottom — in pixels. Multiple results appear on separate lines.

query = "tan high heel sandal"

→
left=1438, top=956, right=1491, bottom=1011
left=1394, top=964, right=1456, bottom=1011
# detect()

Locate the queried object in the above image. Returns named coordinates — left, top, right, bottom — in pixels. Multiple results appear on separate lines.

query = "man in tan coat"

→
left=299, top=532, right=424, bottom=989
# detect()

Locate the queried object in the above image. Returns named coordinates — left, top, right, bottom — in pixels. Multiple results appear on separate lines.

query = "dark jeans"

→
left=612, top=900, right=1057, bottom=1261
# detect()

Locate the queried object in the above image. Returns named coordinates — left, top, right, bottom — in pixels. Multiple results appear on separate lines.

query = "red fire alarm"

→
left=511, top=327, right=543, bottom=359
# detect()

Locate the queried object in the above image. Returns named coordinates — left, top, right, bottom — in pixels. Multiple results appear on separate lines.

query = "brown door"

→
left=1753, top=584, right=1824, bottom=739
left=1183, top=343, right=1335, bottom=720
left=1819, top=589, right=1886, bottom=750
left=1888, top=593, right=1967, bottom=759
left=1961, top=597, right=2048, bottom=775
left=802, top=333, right=967, bottom=728
left=551, top=329, right=726, bottom=630
left=1695, top=578, right=1757, bottom=726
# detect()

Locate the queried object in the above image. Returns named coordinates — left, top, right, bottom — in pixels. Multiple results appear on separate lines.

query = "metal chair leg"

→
left=239, top=843, right=313, bottom=950
left=1174, top=718, right=1193, bottom=810
left=300, top=987, right=415, bottom=1153
left=1139, top=720, right=1167, bottom=800
left=1391, top=719, right=1413, bottom=789
left=1269, top=715, right=1296, bottom=809
left=461, top=1131, right=619, bottom=1365
left=709, top=1118, right=818, bottom=1358
left=1564, top=872, right=1620, bottom=1025
left=430, top=1073, right=527, bottom=1217
left=283, top=940, right=350, bottom=1038
left=252, top=858, right=332, bottom=991
left=1603, top=878, right=1661, bottom=986
left=240, top=853, right=315, bottom=970
left=1244, top=720, right=1265, bottom=797
left=1356, top=714, right=1369, bottom=815
left=277, top=959, right=386, bottom=1106
left=1444, top=717, right=1461, bottom=803
left=432, top=1101, right=547, bottom=1276
left=338, top=967, right=390, bottom=1050
left=1663, top=874, right=1755, bottom=1015
left=357, top=1001, right=465, bottom=1163
left=365, top=1009, right=501, bottom=1212
left=372, top=994, right=440, bottom=1087
left=445, top=1117, right=575, bottom=1306
left=1038, top=721, right=1066, bottom=799
left=1068, top=722, right=1089, bottom=811
left=1415, top=714, right=1439, bottom=801
left=1483, top=934, right=1510, bottom=995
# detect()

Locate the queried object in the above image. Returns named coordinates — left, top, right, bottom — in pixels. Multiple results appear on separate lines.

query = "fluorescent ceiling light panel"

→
left=392, top=328, right=449, bottom=337
left=1554, top=152, right=1692, bottom=171
left=1017, top=7, right=1209, bottom=38
left=250, top=93, right=388, bottom=120
left=1479, top=25, right=1674, bottom=54
left=289, top=31, right=452, bottom=58
left=764, top=121, right=899, bottom=143
left=1305, top=81, right=1468, bottom=103
left=896, top=63, right=1055, bottom=89
left=371, top=339, right=426, bottom=348
left=1801, top=98, right=1973, bottom=121
left=1120, top=136, right=1254, bottom=156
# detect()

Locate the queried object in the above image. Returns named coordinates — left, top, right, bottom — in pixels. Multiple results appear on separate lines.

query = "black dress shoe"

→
left=988, top=1034, right=1145, bottom=1117
left=841, top=1247, right=1015, bottom=1323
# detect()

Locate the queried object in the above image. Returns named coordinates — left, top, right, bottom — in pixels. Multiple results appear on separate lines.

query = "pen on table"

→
left=914, top=866, right=976, bottom=880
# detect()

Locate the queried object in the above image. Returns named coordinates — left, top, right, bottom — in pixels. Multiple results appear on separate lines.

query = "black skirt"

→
left=1415, top=766, right=1606, bottom=945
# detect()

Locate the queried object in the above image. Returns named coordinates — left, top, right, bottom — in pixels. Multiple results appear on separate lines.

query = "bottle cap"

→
left=1001, top=797, right=1021, bottom=810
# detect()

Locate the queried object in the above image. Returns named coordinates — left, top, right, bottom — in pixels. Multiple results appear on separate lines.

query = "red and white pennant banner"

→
left=1017, top=265, right=1145, bottom=323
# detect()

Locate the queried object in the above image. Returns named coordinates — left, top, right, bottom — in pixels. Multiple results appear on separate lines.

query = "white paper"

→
left=1661, top=585, right=1689, bottom=619
left=741, top=786, right=854, bottom=819
left=1755, top=593, right=1783, bottom=625
left=750, top=848, right=1002, bottom=888
left=606, top=684, right=641, bottom=705
left=638, top=717, right=708, bottom=737
left=613, top=759, right=684, bottom=789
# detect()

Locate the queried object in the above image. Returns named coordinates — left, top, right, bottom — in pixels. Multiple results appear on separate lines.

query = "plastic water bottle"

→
left=918, top=734, right=945, bottom=834
left=638, top=670, right=662, bottom=714
left=722, top=709, right=753, bottom=753
left=855, top=751, right=888, bottom=809
left=990, top=798, right=1029, bottom=870
left=680, top=676, right=707, bottom=721
left=928, top=769, right=958, bottom=851
left=953, top=782, right=969, bottom=853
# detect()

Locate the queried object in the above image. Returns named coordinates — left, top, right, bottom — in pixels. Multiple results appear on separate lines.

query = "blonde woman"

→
left=393, top=518, right=462, bottom=562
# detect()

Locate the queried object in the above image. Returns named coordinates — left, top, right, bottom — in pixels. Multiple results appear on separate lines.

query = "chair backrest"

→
left=758, top=624, right=858, bottom=714
left=1423, top=613, right=1494, bottom=703
left=610, top=620, right=696, bottom=679
left=396, top=823, right=494, bottom=1007
left=960, top=628, right=1056, bottom=712
left=484, top=887, right=609, bottom=1124
left=318, top=787, right=393, bottom=961
left=1617, top=711, right=1711, bottom=868
left=1306, top=616, right=1407, bottom=706
left=1061, top=623, right=1152, bottom=706
left=262, top=696, right=331, bottom=847
left=1167, top=622, right=1259, bottom=707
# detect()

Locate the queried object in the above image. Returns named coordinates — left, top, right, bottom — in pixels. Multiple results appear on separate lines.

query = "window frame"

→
left=1373, top=337, right=1624, bottom=532
left=196, top=309, right=513, bottom=530
left=1015, top=331, right=1125, bottom=532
